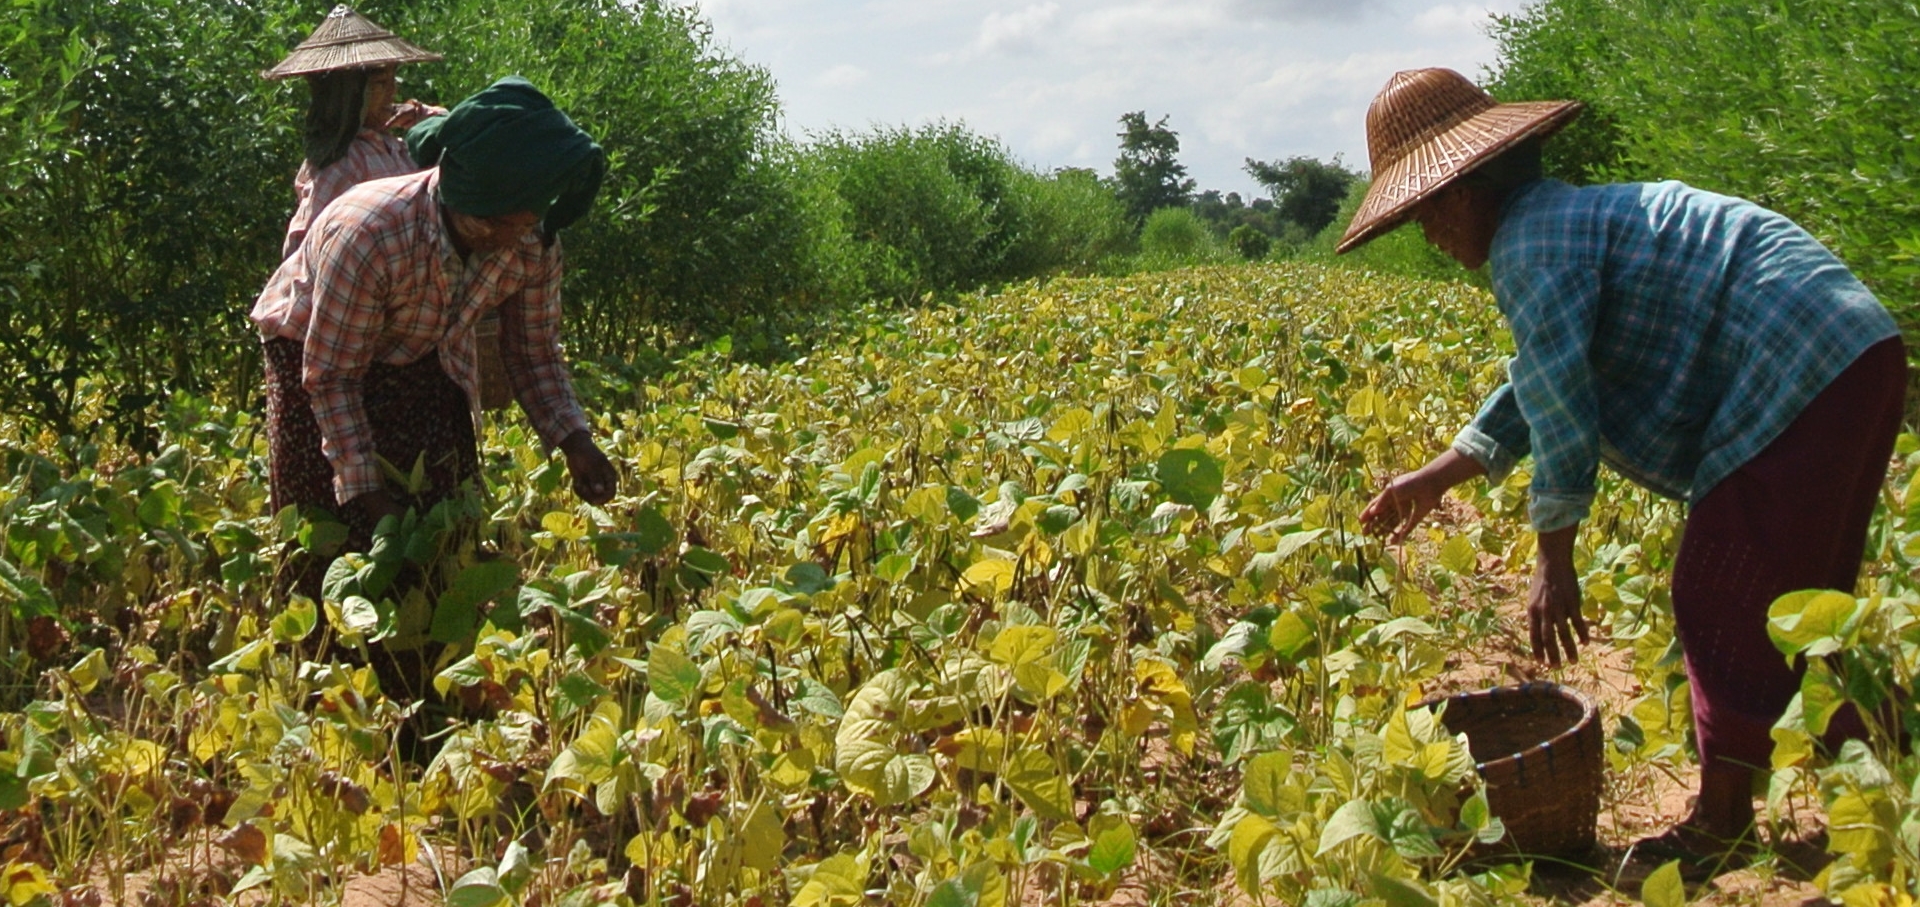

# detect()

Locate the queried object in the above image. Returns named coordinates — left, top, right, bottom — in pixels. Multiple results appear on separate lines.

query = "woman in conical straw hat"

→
left=264, top=5, right=447, bottom=258
left=1348, top=68, right=1902, bottom=877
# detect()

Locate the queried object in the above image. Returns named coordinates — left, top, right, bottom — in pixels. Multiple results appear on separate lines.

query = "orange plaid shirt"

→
left=252, top=168, right=591, bottom=501
left=280, top=129, right=419, bottom=259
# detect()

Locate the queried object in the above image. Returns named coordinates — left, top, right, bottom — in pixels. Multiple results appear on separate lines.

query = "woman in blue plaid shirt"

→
left=1345, top=68, right=1904, bottom=875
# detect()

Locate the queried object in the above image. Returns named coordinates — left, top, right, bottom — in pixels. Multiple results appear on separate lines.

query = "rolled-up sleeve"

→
left=498, top=239, right=591, bottom=447
left=1454, top=378, right=1530, bottom=481
left=1501, top=263, right=1603, bottom=532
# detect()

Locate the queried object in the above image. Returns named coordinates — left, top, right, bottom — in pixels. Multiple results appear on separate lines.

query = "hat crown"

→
left=262, top=5, right=442, bottom=79
left=1365, top=68, right=1497, bottom=175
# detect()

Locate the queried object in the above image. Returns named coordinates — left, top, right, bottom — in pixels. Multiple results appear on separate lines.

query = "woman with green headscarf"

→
left=252, top=76, right=616, bottom=589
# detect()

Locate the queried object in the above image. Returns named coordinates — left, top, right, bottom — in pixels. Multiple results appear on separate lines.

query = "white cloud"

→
left=978, top=3, right=1060, bottom=56
left=685, top=0, right=1533, bottom=196
left=815, top=63, right=871, bottom=89
left=1228, top=0, right=1394, bottom=22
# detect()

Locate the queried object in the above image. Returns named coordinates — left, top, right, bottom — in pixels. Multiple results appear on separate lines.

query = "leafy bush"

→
left=0, top=0, right=830, bottom=444
left=1138, top=206, right=1216, bottom=262
left=1008, top=167, right=1135, bottom=276
left=0, top=0, right=307, bottom=446
left=796, top=124, right=1123, bottom=304
left=1228, top=224, right=1273, bottom=261
left=382, top=0, right=820, bottom=355
left=1486, top=0, right=1920, bottom=324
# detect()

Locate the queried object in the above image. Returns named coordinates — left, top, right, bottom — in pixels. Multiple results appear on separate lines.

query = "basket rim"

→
left=1414, top=681, right=1599, bottom=775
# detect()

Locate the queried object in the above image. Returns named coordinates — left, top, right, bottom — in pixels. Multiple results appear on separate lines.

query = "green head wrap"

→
left=406, top=75, right=605, bottom=236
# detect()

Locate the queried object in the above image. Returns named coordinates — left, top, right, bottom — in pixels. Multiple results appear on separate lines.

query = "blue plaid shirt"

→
left=1453, top=179, right=1897, bottom=532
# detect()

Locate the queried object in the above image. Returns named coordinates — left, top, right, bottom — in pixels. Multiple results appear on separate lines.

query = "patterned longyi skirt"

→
left=261, top=337, right=479, bottom=583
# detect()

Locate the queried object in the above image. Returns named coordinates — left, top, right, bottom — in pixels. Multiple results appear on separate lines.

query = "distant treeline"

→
left=4, top=0, right=1912, bottom=445
left=0, top=0, right=1156, bottom=444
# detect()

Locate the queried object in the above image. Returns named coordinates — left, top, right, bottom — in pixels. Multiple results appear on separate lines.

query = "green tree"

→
left=1485, top=0, right=1920, bottom=324
left=1113, top=111, right=1195, bottom=225
left=1244, top=155, right=1358, bottom=238
left=1228, top=224, right=1272, bottom=260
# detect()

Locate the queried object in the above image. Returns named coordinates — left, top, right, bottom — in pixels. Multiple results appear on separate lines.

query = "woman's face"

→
left=361, top=67, right=398, bottom=129
left=448, top=209, right=541, bottom=255
left=1414, top=182, right=1495, bottom=270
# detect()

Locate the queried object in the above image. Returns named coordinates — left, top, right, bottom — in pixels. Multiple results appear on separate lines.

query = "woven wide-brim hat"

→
left=1335, top=68, right=1582, bottom=254
left=262, top=5, right=442, bottom=80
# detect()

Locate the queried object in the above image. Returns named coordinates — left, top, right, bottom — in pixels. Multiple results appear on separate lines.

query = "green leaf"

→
left=1086, top=813, right=1137, bottom=876
left=432, top=560, right=517, bottom=644
left=270, top=596, right=317, bottom=643
left=554, top=605, right=612, bottom=657
left=1154, top=448, right=1223, bottom=510
left=0, top=558, right=56, bottom=618
left=632, top=506, right=677, bottom=555
left=1317, top=799, right=1383, bottom=854
left=648, top=646, right=703, bottom=707
left=945, top=486, right=981, bottom=522
left=1370, top=872, right=1438, bottom=907
left=1640, top=860, right=1686, bottom=907
left=1037, top=504, right=1079, bottom=535
left=448, top=867, right=507, bottom=907
left=1005, top=748, right=1073, bottom=821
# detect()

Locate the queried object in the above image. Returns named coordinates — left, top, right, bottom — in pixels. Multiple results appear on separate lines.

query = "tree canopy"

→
left=1112, top=111, right=1195, bottom=225
left=1244, top=155, right=1358, bottom=238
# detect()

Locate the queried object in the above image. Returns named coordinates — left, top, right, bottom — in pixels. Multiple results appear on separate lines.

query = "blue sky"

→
left=683, top=0, right=1531, bottom=199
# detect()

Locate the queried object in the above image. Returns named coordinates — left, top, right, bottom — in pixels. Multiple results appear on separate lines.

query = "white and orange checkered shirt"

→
left=252, top=168, right=591, bottom=501
left=281, top=129, right=419, bottom=259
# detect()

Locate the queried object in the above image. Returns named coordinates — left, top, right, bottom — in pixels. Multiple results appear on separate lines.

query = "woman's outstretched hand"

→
left=1360, top=472, right=1444, bottom=542
left=1359, top=448, right=1488, bottom=542
left=560, top=430, right=618, bottom=505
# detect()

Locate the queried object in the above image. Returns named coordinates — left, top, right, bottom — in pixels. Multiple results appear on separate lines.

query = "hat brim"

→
left=262, top=38, right=443, bottom=79
left=1335, top=99, right=1583, bottom=255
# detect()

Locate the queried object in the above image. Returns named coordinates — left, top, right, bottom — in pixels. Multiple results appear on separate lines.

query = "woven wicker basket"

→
left=474, top=312, right=512, bottom=411
left=1420, top=682, right=1603, bottom=858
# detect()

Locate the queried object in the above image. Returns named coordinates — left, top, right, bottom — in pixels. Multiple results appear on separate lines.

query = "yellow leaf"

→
left=792, top=853, right=866, bottom=907
left=1227, top=814, right=1278, bottom=896
left=1004, top=748, right=1073, bottom=821
left=767, top=749, right=815, bottom=790
left=540, top=510, right=586, bottom=542
left=738, top=799, right=786, bottom=873
left=989, top=625, right=1055, bottom=667
left=1046, top=408, right=1095, bottom=443
left=1383, top=708, right=1417, bottom=765
left=959, top=558, right=1016, bottom=598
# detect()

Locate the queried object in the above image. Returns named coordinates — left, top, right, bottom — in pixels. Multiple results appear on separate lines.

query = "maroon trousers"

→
left=1671, top=336, right=1907, bottom=773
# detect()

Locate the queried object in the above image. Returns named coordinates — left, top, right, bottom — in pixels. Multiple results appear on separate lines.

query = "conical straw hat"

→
left=262, top=5, right=442, bottom=80
left=1336, top=68, right=1582, bottom=254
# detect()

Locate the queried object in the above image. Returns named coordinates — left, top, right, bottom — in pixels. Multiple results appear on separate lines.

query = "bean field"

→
left=3, top=263, right=1917, bottom=907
